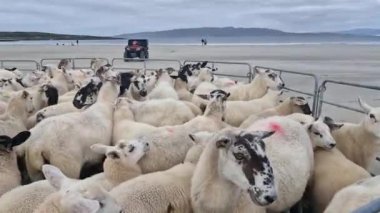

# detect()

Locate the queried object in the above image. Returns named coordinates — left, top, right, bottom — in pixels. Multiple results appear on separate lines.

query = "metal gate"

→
left=183, top=60, right=253, bottom=83
left=316, top=80, right=380, bottom=120
left=0, top=60, right=40, bottom=72
left=112, top=58, right=182, bottom=73
left=40, top=57, right=110, bottom=69
left=254, top=66, right=320, bottom=118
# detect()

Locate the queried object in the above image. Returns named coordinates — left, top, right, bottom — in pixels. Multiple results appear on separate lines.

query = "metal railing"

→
left=316, top=80, right=380, bottom=118
left=183, top=60, right=254, bottom=83
left=40, top=57, right=110, bottom=69
left=0, top=60, right=40, bottom=71
left=255, top=66, right=320, bottom=118
left=112, top=58, right=182, bottom=73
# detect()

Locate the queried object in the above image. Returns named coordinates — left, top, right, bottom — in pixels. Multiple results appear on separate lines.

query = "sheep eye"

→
left=128, top=145, right=135, bottom=153
left=99, top=201, right=104, bottom=208
left=313, top=132, right=322, bottom=137
left=234, top=153, right=245, bottom=161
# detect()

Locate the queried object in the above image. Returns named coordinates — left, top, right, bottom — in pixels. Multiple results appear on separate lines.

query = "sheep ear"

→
left=256, top=131, right=275, bottom=139
left=323, top=116, right=343, bottom=131
left=358, top=97, right=372, bottom=113
left=189, top=134, right=196, bottom=143
left=11, top=131, right=31, bottom=147
left=42, top=164, right=68, bottom=190
left=73, top=197, right=100, bottom=213
left=106, top=151, right=120, bottom=159
left=197, top=94, right=209, bottom=100
left=90, top=144, right=111, bottom=155
left=216, top=137, right=230, bottom=148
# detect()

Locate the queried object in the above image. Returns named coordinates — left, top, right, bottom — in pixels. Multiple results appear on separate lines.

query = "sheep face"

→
left=20, top=90, right=35, bottom=114
left=257, top=69, right=284, bottom=90
left=73, top=78, right=103, bottom=109
left=131, top=75, right=148, bottom=97
left=359, top=98, right=380, bottom=137
left=216, top=130, right=277, bottom=206
left=62, top=69, right=75, bottom=85
left=307, top=119, right=336, bottom=149
left=40, top=84, right=59, bottom=106
left=42, top=165, right=123, bottom=213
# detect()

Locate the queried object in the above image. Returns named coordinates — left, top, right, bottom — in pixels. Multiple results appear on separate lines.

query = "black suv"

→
left=124, top=39, right=149, bottom=61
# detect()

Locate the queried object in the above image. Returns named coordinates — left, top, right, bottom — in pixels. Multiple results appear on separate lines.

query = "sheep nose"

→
left=329, top=143, right=336, bottom=148
left=140, top=91, right=147, bottom=97
left=36, top=112, right=45, bottom=122
left=370, top=114, right=376, bottom=120
left=264, top=195, right=277, bottom=204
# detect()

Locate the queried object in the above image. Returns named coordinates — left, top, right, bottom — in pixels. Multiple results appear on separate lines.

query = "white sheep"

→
left=127, top=98, right=197, bottom=127
left=309, top=147, right=370, bottom=213
left=25, top=76, right=120, bottom=181
left=171, top=70, right=193, bottom=102
left=0, top=90, right=34, bottom=137
left=192, top=81, right=217, bottom=110
left=147, top=69, right=179, bottom=100
left=49, top=68, right=75, bottom=95
left=112, top=98, right=156, bottom=144
left=240, top=96, right=312, bottom=128
left=223, top=89, right=282, bottom=127
left=0, top=131, right=31, bottom=196
left=224, top=68, right=284, bottom=101
left=0, top=180, right=56, bottom=213
left=0, top=69, right=20, bottom=80
left=324, top=176, right=380, bottom=213
left=191, top=128, right=277, bottom=213
left=34, top=165, right=122, bottom=213
left=90, top=139, right=149, bottom=190
left=0, top=78, right=24, bottom=91
left=246, top=116, right=314, bottom=212
left=108, top=130, right=211, bottom=213
left=327, top=98, right=380, bottom=175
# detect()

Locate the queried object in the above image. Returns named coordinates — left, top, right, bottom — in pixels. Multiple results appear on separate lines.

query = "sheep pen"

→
left=0, top=54, right=378, bottom=213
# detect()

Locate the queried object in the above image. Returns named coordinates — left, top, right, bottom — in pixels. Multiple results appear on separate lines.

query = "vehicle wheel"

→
left=139, top=51, right=146, bottom=59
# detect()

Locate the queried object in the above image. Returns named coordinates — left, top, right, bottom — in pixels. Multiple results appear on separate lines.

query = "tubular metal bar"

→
left=183, top=60, right=254, bottom=83
left=255, top=66, right=320, bottom=118
left=0, top=60, right=40, bottom=71
left=112, top=58, right=182, bottom=73
left=40, top=57, right=110, bottom=69
left=316, top=80, right=380, bottom=118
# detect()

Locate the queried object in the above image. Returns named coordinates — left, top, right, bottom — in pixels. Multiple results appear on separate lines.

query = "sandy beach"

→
left=1, top=43, right=379, bottom=121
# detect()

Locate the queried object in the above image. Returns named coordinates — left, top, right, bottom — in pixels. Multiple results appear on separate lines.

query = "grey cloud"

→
left=0, top=0, right=379, bottom=35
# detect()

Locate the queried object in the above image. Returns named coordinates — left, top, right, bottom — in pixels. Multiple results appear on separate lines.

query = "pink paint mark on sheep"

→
left=268, top=122, right=284, bottom=135
left=166, top=127, right=174, bottom=134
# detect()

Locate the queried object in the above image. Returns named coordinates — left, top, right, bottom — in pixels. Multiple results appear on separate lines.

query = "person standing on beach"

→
left=76, top=40, right=79, bottom=45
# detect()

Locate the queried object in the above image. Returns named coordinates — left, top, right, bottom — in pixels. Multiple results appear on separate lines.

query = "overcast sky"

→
left=1, top=0, right=380, bottom=36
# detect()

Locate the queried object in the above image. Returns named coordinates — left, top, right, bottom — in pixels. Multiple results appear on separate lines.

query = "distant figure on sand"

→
left=201, top=38, right=208, bottom=46
left=76, top=40, right=79, bottom=45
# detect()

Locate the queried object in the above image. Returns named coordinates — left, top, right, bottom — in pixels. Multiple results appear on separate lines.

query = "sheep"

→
left=192, top=81, right=218, bottom=111
left=0, top=139, right=147, bottom=213
left=90, top=139, right=149, bottom=190
left=212, top=75, right=239, bottom=88
left=171, top=68, right=193, bottom=102
left=127, top=98, right=197, bottom=127
left=351, top=197, right=380, bottom=213
left=246, top=116, right=314, bottom=212
left=0, top=90, right=34, bottom=137
left=0, top=180, right=56, bottom=213
left=127, top=74, right=149, bottom=101
left=49, top=68, right=75, bottom=95
left=108, top=130, right=212, bottom=213
left=34, top=165, right=122, bottom=213
left=326, top=98, right=380, bottom=175
left=18, top=70, right=49, bottom=88
left=224, top=68, right=284, bottom=101
left=134, top=89, right=230, bottom=173
left=191, top=128, right=277, bottom=213
left=25, top=75, right=120, bottom=181
left=309, top=147, right=370, bottom=213
left=240, top=96, right=312, bottom=128
left=222, top=89, right=283, bottom=127
left=0, top=69, right=20, bottom=80
left=0, top=78, right=24, bottom=91
left=147, top=69, right=179, bottom=100
left=324, top=176, right=380, bottom=213
left=112, top=98, right=156, bottom=144
left=0, top=131, right=31, bottom=196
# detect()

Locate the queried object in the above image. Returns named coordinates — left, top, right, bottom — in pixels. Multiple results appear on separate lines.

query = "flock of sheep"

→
left=0, top=58, right=379, bottom=213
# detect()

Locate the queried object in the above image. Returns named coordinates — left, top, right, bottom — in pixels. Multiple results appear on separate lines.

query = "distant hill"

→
left=337, top=28, right=380, bottom=36
left=0, top=32, right=118, bottom=41
left=116, top=27, right=380, bottom=43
